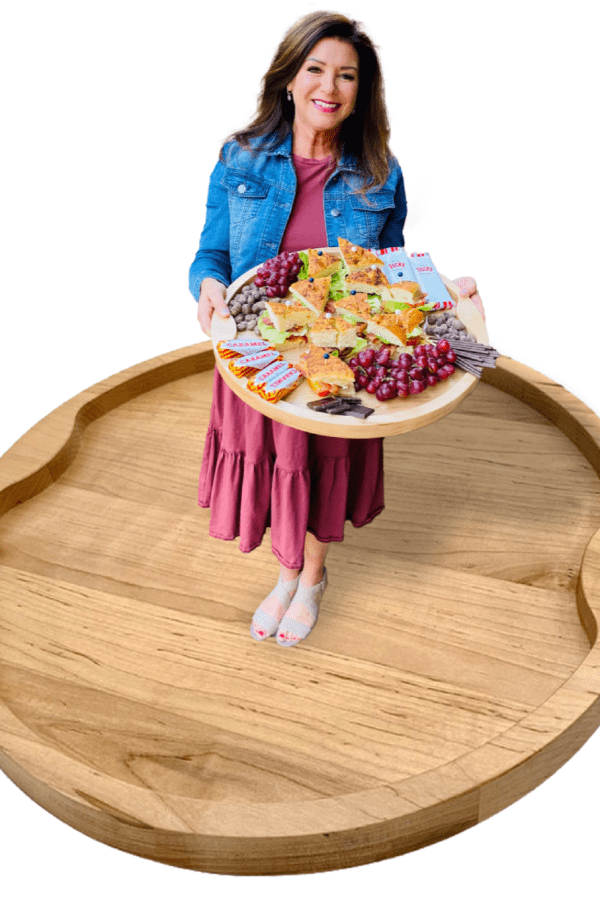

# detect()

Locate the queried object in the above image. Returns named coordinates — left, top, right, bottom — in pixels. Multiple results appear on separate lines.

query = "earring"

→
left=287, top=90, right=292, bottom=102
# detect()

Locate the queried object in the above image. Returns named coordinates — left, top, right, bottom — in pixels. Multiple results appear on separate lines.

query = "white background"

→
left=1, top=1, right=599, bottom=897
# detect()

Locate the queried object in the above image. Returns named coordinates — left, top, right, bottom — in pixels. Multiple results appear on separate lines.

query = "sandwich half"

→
left=306, top=249, right=342, bottom=279
left=338, top=237, right=384, bottom=271
left=289, top=275, right=332, bottom=314
left=387, top=280, right=425, bottom=307
left=364, top=313, right=408, bottom=347
left=258, top=300, right=314, bottom=350
left=295, top=345, right=356, bottom=396
left=344, top=266, right=392, bottom=302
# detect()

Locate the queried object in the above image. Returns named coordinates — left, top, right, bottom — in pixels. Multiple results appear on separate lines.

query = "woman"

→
left=189, top=12, right=481, bottom=647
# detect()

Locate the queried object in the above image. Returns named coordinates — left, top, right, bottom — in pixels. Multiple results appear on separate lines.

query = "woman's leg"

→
left=250, top=534, right=329, bottom=641
left=276, top=533, right=329, bottom=646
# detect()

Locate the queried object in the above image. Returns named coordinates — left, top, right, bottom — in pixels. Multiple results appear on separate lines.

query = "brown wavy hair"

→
left=224, top=11, right=392, bottom=195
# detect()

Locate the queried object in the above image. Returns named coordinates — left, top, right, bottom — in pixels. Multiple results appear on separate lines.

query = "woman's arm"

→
left=188, top=157, right=233, bottom=301
left=197, top=277, right=229, bottom=335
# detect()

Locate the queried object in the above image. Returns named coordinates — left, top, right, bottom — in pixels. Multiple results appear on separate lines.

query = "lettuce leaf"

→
left=297, top=251, right=309, bottom=280
left=257, top=312, right=306, bottom=345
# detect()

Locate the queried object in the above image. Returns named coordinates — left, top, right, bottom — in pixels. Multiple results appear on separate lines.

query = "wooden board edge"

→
left=0, top=343, right=213, bottom=515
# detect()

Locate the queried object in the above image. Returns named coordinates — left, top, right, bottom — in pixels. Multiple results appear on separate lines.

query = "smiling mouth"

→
left=312, top=99, right=341, bottom=111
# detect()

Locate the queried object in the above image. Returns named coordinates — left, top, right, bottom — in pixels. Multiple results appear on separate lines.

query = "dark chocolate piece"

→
left=306, top=397, right=342, bottom=411
left=339, top=405, right=375, bottom=419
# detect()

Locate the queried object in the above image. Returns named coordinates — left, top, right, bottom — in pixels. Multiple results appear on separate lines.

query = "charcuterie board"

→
left=211, top=250, right=489, bottom=438
left=1, top=342, right=600, bottom=874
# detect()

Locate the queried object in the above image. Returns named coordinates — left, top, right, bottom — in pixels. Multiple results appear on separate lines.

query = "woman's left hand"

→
left=453, top=276, right=485, bottom=320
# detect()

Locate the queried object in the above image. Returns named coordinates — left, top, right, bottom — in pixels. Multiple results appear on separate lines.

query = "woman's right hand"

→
left=197, top=277, right=230, bottom=335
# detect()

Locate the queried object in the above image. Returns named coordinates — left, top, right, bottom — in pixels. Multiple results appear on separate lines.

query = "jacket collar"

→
left=264, top=130, right=359, bottom=173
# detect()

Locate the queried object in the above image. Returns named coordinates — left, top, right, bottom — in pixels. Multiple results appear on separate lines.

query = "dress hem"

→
left=199, top=499, right=385, bottom=569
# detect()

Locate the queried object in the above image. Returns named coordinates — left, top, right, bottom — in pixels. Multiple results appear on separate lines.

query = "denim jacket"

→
left=188, top=132, right=407, bottom=300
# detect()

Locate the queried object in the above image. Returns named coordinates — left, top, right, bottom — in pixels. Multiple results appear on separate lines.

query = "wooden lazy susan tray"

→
left=1, top=342, right=600, bottom=875
left=212, top=256, right=488, bottom=438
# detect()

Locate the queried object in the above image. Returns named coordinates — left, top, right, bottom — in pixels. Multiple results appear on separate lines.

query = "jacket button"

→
left=237, top=184, right=247, bottom=194
left=331, top=208, right=340, bottom=217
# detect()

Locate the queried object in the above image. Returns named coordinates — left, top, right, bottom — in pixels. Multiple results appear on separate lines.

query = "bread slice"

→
left=306, top=249, right=342, bottom=278
left=309, top=313, right=338, bottom=348
left=264, top=300, right=315, bottom=332
left=289, top=275, right=332, bottom=314
left=334, top=316, right=364, bottom=351
left=333, top=293, right=372, bottom=323
left=397, top=307, right=424, bottom=333
left=338, top=237, right=384, bottom=271
left=344, top=266, right=391, bottom=300
left=364, top=314, right=407, bottom=347
left=387, top=280, right=425, bottom=306
left=295, top=345, right=356, bottom=394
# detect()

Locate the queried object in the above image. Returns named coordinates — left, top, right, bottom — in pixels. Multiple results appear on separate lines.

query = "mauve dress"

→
left=198, top=154, right=384, bottom=570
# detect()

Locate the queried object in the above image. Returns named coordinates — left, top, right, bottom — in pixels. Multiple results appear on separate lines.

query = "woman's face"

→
left=287, top=37, right=359, bottom=139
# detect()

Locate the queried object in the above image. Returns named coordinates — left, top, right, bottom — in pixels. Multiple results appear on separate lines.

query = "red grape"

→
left=396, top=385, right=410, bottom=399
left=375, top=347, right=391, bottom=366
left=446, top=349, right=457, bottom=363
left=409, top=366, right=426, bottom=380
left=437, top=339, right=450, bottom=354
left=366, top=380, right=379, bottom=394
left=357, top=348, right=376, bottom=367
left=398, top=353, right=413, bottom=369
left=409, top=379, right=426, bottom=394
left=427, top=360, right=439, bottom=374
left=356, top=372, right=369, bottom=388
left=396, top=370, right=410, bottom=386
left=426, top=373, right=439, bottom=387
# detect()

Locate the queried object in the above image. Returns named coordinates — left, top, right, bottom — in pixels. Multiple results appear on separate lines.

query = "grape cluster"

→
left=349, top=340, right=457, bottom=402
left=253, top=251, right=303, bottom=298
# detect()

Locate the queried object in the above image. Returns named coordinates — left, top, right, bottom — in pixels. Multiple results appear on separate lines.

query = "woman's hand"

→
left=453, top=276, right=485, bottom=320
left=197, top=278, right=230, bottom=335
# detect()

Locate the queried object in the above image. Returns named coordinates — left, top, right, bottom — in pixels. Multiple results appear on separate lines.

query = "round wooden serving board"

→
left=1, top=343, right=600, bottom=875
left=211, top=254, right=489, bottom=438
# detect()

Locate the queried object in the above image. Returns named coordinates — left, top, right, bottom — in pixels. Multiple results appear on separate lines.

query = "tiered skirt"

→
left=198, top=369, right=385, bottom=569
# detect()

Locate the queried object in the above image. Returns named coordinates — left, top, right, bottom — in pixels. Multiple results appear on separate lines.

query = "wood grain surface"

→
left=212, top=263, right=489, bottom=438
left=1, top=344, right=599, bottom=874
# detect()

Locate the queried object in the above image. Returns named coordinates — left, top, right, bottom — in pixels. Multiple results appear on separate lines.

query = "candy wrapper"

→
left=217, top=338, right=272, bottom=360
left=409, top=252, right=455, bottom=310
left=246, top=359, right=292, bottom=392
left=365, top=247, right=456, bottom=312
left=258, top=366, right=304, bottom=403
left=228, top=349, right=283, bottom=378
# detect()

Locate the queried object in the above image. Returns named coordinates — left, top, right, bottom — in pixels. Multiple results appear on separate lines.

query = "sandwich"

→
left=289, top=274, right=332, bottom=314
left=333, top=293, right=372, bottom=324
left=386, top=280, right=425, bottom=307
left=344, top=266, right=392, bottom=302
left=397, top=307, right=424, bottom=333
left=295, top=345, right=356, bottom=396
left=258, top=300, right=315, bottom=350
left=363, top=313, right=408, bottom=347
left=308, top=313, right=338, bottom=348
left=338, top=237, right=384, bottom=271
left=306, top=248, right=342, bottom=279
left=309, top=313, right=365, bottom=351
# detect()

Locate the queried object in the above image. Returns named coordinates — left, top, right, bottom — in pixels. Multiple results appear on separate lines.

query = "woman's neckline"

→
left=292, top=152, right=333, bottom=164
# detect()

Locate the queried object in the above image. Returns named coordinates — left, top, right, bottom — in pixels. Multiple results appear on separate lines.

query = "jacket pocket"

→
left=221, top=169, right=271, bottom=256
left=221, top=169, right=270, bottom=201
